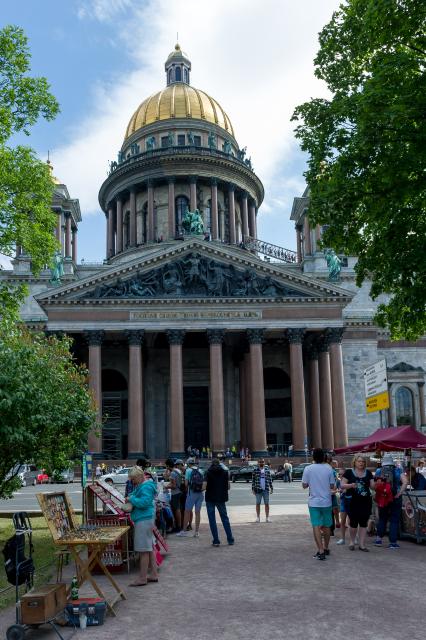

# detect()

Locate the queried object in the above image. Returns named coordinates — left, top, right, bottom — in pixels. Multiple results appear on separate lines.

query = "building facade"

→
left=3, top=46, right=425, bottom=459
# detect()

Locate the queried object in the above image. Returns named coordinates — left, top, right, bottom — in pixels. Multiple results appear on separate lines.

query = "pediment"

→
left=36, top=239, right=353, bottom=306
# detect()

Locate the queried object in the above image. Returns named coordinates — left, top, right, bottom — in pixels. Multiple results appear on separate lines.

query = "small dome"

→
left=166, top=43, right=190, bottom=61
left=124, top=84, right=235, bottom=140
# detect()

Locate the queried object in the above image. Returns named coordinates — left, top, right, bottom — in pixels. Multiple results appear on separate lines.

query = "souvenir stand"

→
left=85, top=479, right=169, bottom=567
left=401, top=491, right=426, bottom=543
left=37, top=491, right=129, bottom=616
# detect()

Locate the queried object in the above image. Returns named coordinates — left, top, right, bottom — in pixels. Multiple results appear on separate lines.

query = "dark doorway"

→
left=102, top=369, right=128, bottom=459
left=184, top=387, right=209, bottom=452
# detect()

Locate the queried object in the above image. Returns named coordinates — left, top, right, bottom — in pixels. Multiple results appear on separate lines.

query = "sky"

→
left=2, top=0, right=341, bottom=263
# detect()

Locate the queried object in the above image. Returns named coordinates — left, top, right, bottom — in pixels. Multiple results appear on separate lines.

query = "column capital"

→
left=228, top=183, right=236, bottom=192
left=247, top=328, right=265, bottom=344
left=287, top=328, right=305, bottom=344
left=419, top=382, right=425, bottom=388
left=317, top=335, right=330, bottom=353
left=295, top=223, right=303, bottom=232
left=207, top=329, right=225, bottom=345
left=125, top=329, right=144, bottom=346
left=305, top=341, right=319, bottom=360
left=72, top=226, right=78, bottom=234
left=189, top=175, right=198, bottom=184
left=64, top=210, right=72, bottom=219
left=241, top=190, right=248, bottom=200
left=167, top=329, right=185, bottom=345
left=129, top=185, right=137, bottom=194
left=84, top=330, right=105, bottom=346
left=107, top=202, right=114, bottom=212
left=211, top=178, right=218, bottom=186
left=146, top=179, right=154, bottom=188
left=326, top=327, right=345, bottom=344
left=167, top=176, right=176, bottom=184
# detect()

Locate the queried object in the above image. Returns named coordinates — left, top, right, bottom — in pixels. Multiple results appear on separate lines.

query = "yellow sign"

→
left=366, top=390, right=390, bottom=413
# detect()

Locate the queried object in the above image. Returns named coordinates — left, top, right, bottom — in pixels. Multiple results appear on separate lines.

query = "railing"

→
left=244, top=236, right=297, bottom=264
left=108, top=144, right=254, bottom=176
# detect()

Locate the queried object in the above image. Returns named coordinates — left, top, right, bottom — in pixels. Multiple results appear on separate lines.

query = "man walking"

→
left=283, top=460, right=293, bottom=482
left=205, top=458, right=235, bottom=547
left=167, top=459, right=184, bottom=532
left=176, top=457, right=205, bottom=538
left=252, top=459, right=273, bottom=522
left=302, top=448, right=336, bottom=561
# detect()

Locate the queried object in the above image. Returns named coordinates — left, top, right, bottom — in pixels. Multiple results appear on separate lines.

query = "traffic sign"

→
left=363, top=359, right=389, bottom=413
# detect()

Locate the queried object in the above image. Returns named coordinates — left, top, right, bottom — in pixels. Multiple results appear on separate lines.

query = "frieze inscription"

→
left=130, top=310, right=262, bottom=320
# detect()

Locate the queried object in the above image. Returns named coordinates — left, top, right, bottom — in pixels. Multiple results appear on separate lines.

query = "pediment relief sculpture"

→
left=83, top=253, right=308, bottom=300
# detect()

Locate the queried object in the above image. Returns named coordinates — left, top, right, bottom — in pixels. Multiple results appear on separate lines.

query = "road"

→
left=0, top=480, right=307, bottom=514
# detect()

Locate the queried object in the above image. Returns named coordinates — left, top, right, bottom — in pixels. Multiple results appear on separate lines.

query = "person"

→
left=95, top=464, right=102, bottom=479
left=283, top=460, right=292, bottom=483
left=409, top=465, right=426, bottom=490
left=205, top=458, right=235, bottom=547
left=126, top=466, right=158, bottom=586
left=240, top=448, right=245, bottom=460
left=374, top=453, right=408, bottom=549
left=302, top=448, right=336, bottom=560
left=416, top=459, right=426, bottom=476
left=325, top=454, right=340, bottom=533
left=176, top=457, right=205, bottom=538
left=251, top=459, right=273, bottom=523
left=165, top=459, right=184, bottom=532
left=337, top=468, right=349, bottom=545
left=341, top=455, right=375, bottom=551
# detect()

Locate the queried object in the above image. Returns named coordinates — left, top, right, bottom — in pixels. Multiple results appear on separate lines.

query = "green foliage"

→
left=0, top=25, right=60, bottom=320
left=0, top=326, right=97, bottom=499
left=292, top=0, right=426, bottom=340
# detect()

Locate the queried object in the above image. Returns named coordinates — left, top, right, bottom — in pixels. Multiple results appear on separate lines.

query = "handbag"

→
left=121, top=501, right=133, bottom=513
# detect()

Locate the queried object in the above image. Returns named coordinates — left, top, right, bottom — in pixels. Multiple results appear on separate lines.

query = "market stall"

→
left=37, top=491, right=129, bottom=615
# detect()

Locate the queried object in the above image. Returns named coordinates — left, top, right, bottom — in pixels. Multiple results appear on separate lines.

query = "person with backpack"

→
left=373, top=453, right=408, bottom=549
left=176, top=457, right=206, bottom=538
left=205, top=458, right=235, bottom=547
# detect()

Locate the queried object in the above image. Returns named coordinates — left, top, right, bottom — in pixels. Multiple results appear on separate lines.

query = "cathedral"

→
left=3, top=45, right=425, bottom=459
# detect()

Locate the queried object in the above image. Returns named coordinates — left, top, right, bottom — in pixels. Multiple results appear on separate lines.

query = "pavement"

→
left=0, top=505, right=423, bottom=640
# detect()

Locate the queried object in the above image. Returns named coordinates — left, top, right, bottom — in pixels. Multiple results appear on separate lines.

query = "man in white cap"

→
left=374, top=453, right=408, bottom=549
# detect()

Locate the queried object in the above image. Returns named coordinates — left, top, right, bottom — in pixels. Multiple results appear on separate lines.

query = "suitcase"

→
left=65, top=597, right=106, bottom=626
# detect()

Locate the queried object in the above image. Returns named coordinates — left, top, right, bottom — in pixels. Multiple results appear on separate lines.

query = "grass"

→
left=0, top=516, right=58, bottom=610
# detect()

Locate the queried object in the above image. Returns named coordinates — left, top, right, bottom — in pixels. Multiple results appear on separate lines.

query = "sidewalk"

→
left=0, top=507, right=423, bottom=640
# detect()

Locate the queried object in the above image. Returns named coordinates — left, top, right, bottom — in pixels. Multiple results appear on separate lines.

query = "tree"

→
left=0, top=25, right=60, bottom=321
left=0, top=325, right=97, bottom=499
left=292, top=0, right=426, bottom=340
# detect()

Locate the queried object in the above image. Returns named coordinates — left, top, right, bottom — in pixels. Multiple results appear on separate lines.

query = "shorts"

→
left=170, top=493, right=181, bottom=511
left=340, top=495, right=348, bottom=513
left=255, top=490, right=270, bottom=505
left=347, top=499, right=372, bottom=528
left=185, top=491, right=204, bottom=512
left=308, top=506, right=333, bottom=527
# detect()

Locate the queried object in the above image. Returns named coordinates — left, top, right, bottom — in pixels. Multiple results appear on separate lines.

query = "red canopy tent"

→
left=334, top=425, right=426, bottom=454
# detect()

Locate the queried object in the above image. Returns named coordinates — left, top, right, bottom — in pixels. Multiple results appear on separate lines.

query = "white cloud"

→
left=53, top=0, right=339, bottom=250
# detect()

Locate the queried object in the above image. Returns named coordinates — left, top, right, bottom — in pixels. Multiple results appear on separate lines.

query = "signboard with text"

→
left=363, top=359, right=389, bottom=414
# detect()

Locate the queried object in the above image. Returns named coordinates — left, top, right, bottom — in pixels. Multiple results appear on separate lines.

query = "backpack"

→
left=2, top=534, right=34, bottom=586
left=380, top=465, right=399, bottom=496
left=189, top=468, right=204, bottom=493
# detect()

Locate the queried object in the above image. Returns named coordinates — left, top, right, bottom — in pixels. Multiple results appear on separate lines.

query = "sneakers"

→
left=212, top=542, right=220, bottom=547
left=255, top=517, right=260, bottom=523
left=336, top=539, right=345, bottom=545
left=265, top=517, right=271, bottom=523
left=313, top=551, right=326, bottom=561
left=228, top=540, right=235, bottom=546
left=176, top=530, right=189, bottom=537
left=374, top=538, right=383, bottom=546
left=193, top=531, right=200, bottom=538
left=388, top=543, right=401, bottom=549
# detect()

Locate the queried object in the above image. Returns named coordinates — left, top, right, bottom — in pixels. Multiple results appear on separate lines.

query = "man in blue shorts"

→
left=302, top=448, right=336, bottom=561
left=176, top=458, right=205, bottom=538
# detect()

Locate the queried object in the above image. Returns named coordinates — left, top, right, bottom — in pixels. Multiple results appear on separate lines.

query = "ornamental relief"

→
left=83, top=253, right=308, bottom=300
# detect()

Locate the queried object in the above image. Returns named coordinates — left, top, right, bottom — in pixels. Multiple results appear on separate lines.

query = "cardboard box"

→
left=21, top=583, right=67, bottom=624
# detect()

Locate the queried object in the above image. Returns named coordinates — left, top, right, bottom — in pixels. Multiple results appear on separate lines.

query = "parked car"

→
left=291, top=463, right=312, bottom=480
left=102, top=467, right=132, bottom=485
left=51, top=468, right=75, bottom=484
left=230, top=465, right=276, bottom=483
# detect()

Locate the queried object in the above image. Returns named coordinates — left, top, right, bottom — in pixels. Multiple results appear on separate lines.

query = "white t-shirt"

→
left=302, top=463, right=335, bottom=508
left=260, top=468, right=266, bottom=490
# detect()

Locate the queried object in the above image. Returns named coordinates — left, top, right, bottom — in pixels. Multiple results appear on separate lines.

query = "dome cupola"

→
left=165, top=43, right=191, bottom=85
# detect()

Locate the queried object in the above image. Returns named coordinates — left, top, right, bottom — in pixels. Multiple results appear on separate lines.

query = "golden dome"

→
left=124, top=83, right=235, bottom=140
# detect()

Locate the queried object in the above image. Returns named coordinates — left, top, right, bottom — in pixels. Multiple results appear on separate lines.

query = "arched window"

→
left=184, top=68, right=188, bottom=83
left=175, top=66, right=182, bottom=82
left=175, top=195, right=189, bottom=236
left=395, top=386, right=414, bottom=425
